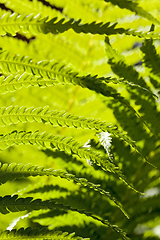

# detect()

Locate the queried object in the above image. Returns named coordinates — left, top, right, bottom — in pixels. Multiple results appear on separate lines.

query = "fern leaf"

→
left=0, top=71, right=156, bottom=159
left=0, top=105, right=150, bottom=168
left=0, top=195, right=129, bottom=240
left=36, top=17, right=160, bottom=39
left=0, top=72, right=151, bottom=103
left=0, top=73, right=60, bottom=93
left=0, top=12, right=159, bottom=38
left=0, top=105, right=151, bottom=168
left=0, top=50, right=156, bottom=155
left=141, top=38, right=160, bottom=86
left=0, top=228, right=87, bottom=240
left=104, top=36, right=144, bottom=85
left=0, top=130, right=120, bottom=173
left=0, top=53, right=144, bottom=102
left=0, top=162, right=128, bottom=217
left=103, top=76, right=158, bottom=99
left=104, top=37, right=158, bottom=160
left=0, top=52, right=119, bottom=88
left=104, top=0, right=160, bottom=24
left=0, top=130, right=139, bottom=193
left=0, top=51, right=156, bottom=100
left=0, top=105, right=123, bottom=132
left=0, top=12, right=48, bottom=36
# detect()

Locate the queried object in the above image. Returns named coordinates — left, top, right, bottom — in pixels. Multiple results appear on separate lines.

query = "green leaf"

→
left=0, top=162, right=129, bottom=217
left=0, top=12, right=160, bottom=38
left=0, top=105, right=151, bottom=168
left=141, top=37, right=160, bottom=88
left=0, top=130, right=141, bottom=194
left=0, top=228, right=88, bottom=240
left=0, top=195, right=130, bottom=240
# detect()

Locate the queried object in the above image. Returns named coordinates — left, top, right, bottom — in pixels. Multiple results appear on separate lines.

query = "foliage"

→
left=0, top=0, right=160, bottom=239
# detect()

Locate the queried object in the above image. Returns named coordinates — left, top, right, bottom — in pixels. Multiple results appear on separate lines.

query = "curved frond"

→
left=104, top=37, right=158, bottom=139
left=0, top=130, right=121, bottom=173
left=0, top=106, right=113, bottom=131
left=0, top=130, right=139, bottom=193
left=0, top=51, right=157, bottom=98
left=0, top=72, right=151, bottom=104
left=0, top=52, right=119, bottom=90
left=0, top=162, right=128, bottom=217
left=0, top=12, right=160, bottom=38
left=0, top=105, right=150, bottom=167
left=0, top=73, right=61, bottom=93
left=104, top=37, right=144, bottom=85
left=0, top=228, right=88, bottom=240
left=0, top=195, right=129, bottom=240
left=0, top=53, right=150, bottom=109
left=0, top=1, right=159, bottom=239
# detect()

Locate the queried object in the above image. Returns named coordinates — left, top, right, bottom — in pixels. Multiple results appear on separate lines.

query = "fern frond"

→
left=0, top=73, right=60, bottom=93
left=0, top=52, right=150, bottom=102
left=104, top=0, right=160, bottom=25
left=38, top=17, right=160, bottom=39
left=0, top=228, right=87, bottom=240
left=0, top=12, right=46, bottom=36
left=0, top=52, right=118, bottom=88
left=105, top=36, right=142, bottom=84
left=0, top=105, right=122, bottom=131
left=141, top=38, right=160, bottom=88
left=104, top=37, right=158, bottom=138
left=0, top=51, right=156, bottom=99
left=0, top=130, right=139, bottom=193
left=103, top=76, right=158, bottom=99
left=0, top=130, right=120, bottom=173
left=0, top=162, right=129, bottom=217
left=0, top=195, right=129, bottom=240
left=0, top=72, right=151, bottom=103
left=0, top=105, right=150, bottom=168
left=0, top=12, right=160, bottom=38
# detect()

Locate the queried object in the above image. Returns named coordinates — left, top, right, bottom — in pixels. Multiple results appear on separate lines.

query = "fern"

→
left=0, top=130, right=128, bottom=176
left=0, top=11, right=160, bottom=38
left=0, top=161, right=129, bottom=218
left=0, top=1, right=160, bottom=240
left=0, top=228, right=89, bottom=240
left=0, top=195, right=129, bottom=239
left=0, top=105, right=150, bottom=164
left=141, top=31, right=160, bottom=88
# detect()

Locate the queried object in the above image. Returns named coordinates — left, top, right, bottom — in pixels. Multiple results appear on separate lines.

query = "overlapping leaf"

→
left=141, top=37, right=160, bottom=88
left=0, top=130, right=121, bottom=174
left=0, top=52, right=156, bottom=100
left=0, top=162, right=128, bottom=217
left=0, top=228, right=88, bottom=240
left=0, top=106, right=150, bottom=167
left=0, top=130, right=139, bottom=193
left=0, top=195, right=129, bottom=239
left=0, top=12, right=160, bottom=38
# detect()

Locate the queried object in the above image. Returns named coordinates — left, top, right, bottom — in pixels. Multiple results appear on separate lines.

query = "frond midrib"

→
left=0, top=58, right=68, bottom=79
left=0, top=109, right=109, bottom=131
left=0, top=21, right=42, bottom=27
left=0, top=75, right=60, bottom=91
